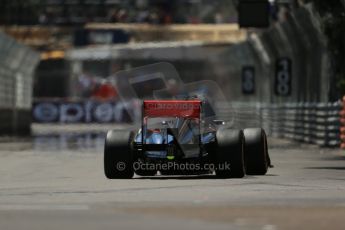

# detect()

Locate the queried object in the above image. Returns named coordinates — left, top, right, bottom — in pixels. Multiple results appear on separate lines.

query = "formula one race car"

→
left=104, top=99, right=271, bottom=179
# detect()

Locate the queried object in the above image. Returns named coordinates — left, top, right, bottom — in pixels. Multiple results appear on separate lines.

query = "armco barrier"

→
left=259, top=102, right=342, bottom=147
left=339, top=96, right=345, bottom=149
left=223, top=102, right=342, bottom=147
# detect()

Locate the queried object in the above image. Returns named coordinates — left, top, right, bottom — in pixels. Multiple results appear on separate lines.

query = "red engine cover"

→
left=143, top=100, right=201, bottom=119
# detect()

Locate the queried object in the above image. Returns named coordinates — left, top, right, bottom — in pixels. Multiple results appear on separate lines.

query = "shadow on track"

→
left=133, top=174, right=276, bottom=180
left=305, top=166, right=345, bottom=171
left=134, top=175, right=226, bottom=180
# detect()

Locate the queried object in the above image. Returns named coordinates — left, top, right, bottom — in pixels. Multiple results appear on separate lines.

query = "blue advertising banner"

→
left=32, top=100, right=137, bottom=123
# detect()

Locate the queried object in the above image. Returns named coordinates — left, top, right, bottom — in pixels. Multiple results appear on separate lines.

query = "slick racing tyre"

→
left=243, top=128, right=269, bottom=175
left=135, top=170, right=157, bottom=176
left=159, top=169, right=184, bottom=176
left=215, top=129, right=245, bottom=178
left=135, top=164, right=157, bottom=177
left=104, top=130, right=134, bottom=179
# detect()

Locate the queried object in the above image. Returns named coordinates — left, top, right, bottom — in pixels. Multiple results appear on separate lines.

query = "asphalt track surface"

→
left=1, top=124, right=345, bottom=230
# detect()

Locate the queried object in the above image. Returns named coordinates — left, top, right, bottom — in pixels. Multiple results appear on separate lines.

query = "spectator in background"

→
left=277, top=5, right=290, bottom=22
left=214, top=12, right=224, bottom=24
left=108, top=9, right=118, bottom=23
left=136, top=10, right=150, bottom=23
left=76, top=72, right=96, bottom=98
left=149, top=11, right=160, bottom=24
left=188, top=16, right=201, bottom=24
left=92, top=79, right=118, bottom=100
left=269, top=1, right=279, bottom=22
left=38, top=12, right=47, bottom=25
left=162, top=11, right=172, bottom=24
left=117, top=9, right=128, bottom=23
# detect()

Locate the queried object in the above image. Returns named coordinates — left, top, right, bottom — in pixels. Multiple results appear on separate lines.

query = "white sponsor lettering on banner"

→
left=33, top=100, right=135, bottom=123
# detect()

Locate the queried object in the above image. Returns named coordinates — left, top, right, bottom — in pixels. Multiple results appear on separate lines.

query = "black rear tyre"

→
left=215, top=129, right=245, bottom=178
left=244, top=128, right=268, bottom=175
left=135, top=168, right=157, bottom=176
left=104, top=130, right=134, bottom=179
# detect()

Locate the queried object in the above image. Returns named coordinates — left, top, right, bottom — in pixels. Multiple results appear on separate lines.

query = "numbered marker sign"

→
left=275, top=58, right=292, bottom=96
left=242, top=66, right=255, bottom=95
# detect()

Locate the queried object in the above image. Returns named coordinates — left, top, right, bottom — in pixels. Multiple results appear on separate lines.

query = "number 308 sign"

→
left=275, top=58, right=292, bottom=96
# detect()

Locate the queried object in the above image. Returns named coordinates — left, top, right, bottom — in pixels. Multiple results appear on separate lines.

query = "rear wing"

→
left=143, top=100, right=201, bottom=119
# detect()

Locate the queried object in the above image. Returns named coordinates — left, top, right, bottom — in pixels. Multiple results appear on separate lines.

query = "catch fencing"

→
left=0, top=32, right=40, bottom=135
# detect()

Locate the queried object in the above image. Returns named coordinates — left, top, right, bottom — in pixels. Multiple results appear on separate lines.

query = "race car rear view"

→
left=104, top=98, right=271, bottom=179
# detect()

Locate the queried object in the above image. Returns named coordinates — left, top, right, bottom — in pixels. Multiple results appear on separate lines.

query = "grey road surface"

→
left=0, top=124, right=345, bottom=230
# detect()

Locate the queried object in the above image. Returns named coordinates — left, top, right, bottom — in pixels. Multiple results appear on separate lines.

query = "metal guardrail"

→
left=259, top=102, right=342, bottom=147
left=339, top=98, right=345, bottom=149
left=220, top=102, right=342, bottom=147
